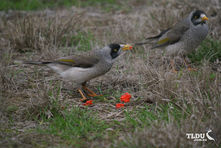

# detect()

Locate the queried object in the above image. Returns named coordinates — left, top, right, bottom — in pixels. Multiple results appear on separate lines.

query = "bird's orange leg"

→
left=170, top=59, right=177, bottom=73
left=82, top=86, right=102, bottom=97
left=78, top=89, right=88, bottom=102
left=184, top=58, right=197, bottom=71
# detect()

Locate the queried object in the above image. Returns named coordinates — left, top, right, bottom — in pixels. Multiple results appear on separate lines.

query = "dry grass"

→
left=0, top=0, right=221, bottom=147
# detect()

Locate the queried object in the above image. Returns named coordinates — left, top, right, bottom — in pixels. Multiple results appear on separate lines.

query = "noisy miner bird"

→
left=135, top=10, right=209, bottom=72
left=20, top=44, right=132, bottom=101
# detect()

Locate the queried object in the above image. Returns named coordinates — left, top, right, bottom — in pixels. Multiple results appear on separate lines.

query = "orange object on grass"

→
left=83, top=100, right=93, bottom=106
left=120, top=92, right=131, bottom=103
left=116, top=103, right=125, bottom=109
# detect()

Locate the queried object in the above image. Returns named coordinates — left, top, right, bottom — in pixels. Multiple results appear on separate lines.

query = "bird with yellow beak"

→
left=22, top=43, right=132, bottom=101
left=135, top=10, right=209, bottom=72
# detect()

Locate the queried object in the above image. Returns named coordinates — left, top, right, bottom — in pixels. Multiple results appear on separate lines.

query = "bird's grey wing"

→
left=134, top=28, right=171, bottom=46
left=152, top=22, right=189, bottom=49
left=55, top=54, right=100, bottom=68
left=145, top=28, right=171, bottom=40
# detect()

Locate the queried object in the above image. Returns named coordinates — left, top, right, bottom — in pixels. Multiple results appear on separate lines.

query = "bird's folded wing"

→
left=152, top=22, right=189, bottom=49
left=55, top=55, right=99, bottom=68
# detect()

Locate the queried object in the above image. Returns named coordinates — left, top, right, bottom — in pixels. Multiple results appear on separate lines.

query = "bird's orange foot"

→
left=170, top=59, right=177, bottom=73
left=184, top=58, right=196, bottom=72
left=171, top=68, right=178, bottom=73
left=78, top=89, right=88, bottom=102
left=80, top=98, right=88, bottom=102
left=187, top=67, right=197, bottom=71
left=87, top=93, right=103, bottom=97
left=83, top=86, right=102, bottom=97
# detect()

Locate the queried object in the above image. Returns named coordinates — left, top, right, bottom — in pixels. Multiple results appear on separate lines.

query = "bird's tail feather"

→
left=24, top=61, right=51, bottom=65
left=134, top=33, right=163, bottom=46
left=14, top=60, right=51, bottom=65
left=146, top=28, right=171, bottom=40
left=134, top=29, right=171, bottom=46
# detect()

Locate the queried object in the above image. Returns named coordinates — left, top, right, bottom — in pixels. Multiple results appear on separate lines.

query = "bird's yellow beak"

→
left=121, top=44, right=133, bottom=51
left=201, top=16, right=208, bottom=21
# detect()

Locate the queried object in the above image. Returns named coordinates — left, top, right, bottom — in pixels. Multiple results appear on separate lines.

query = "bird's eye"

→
left=113, top=49, right=118, bottom=52
left=194, top=16, right=198, bottom=19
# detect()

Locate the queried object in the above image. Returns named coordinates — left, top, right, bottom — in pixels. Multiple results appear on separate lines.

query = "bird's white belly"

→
left=60, top=67, right=98, bottom=84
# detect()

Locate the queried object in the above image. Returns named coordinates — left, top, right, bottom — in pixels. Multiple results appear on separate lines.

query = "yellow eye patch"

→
left=113, top=49, right=118, bottom=52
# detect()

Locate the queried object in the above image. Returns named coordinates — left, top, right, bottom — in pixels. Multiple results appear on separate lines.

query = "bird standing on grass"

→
left=19, top=44, right=132, bottom=101
left=135, top=10, right=209, bottom=72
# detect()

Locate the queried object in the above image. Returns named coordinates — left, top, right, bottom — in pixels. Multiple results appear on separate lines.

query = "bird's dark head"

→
left=109, top=43, right=133, bottom=59
left=191, top=10, right=208, bottom=25
left=109, top=43, right=121, bottom=59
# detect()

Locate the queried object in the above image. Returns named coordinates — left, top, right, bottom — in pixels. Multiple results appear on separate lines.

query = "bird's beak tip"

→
left=122, top=44, right=133, bottom=51
left=202, top=16, right=209, bottom=21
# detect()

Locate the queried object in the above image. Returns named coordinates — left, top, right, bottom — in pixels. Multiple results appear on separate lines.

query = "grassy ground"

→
left=1, top=0, right=221, bottom=147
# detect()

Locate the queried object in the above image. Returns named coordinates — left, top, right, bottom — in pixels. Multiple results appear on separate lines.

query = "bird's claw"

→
left=187, top=67, right=197, bottom=71
left=87, top=93, right=103, bottom=97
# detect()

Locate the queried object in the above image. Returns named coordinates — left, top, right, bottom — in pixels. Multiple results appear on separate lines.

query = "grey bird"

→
left=136, top=10, right=209, bottom=71
left=21, top=43, right=132, bottom=101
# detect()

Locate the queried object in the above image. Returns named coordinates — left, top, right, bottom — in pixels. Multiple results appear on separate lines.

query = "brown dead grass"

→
left=0, top=0, right=221, bottom=147
left=1, top=13, right=83, bottom=52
